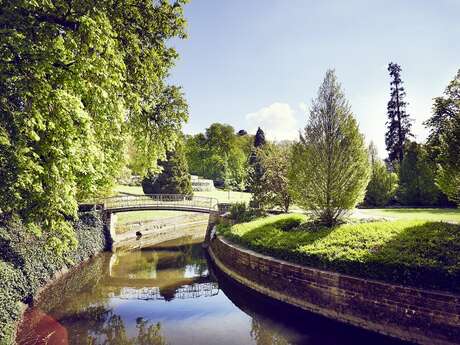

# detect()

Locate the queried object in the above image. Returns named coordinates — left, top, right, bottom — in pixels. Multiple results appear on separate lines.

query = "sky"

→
left=169, top=0, right=460, bottom=156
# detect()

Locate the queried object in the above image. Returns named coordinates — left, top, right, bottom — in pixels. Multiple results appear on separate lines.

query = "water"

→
left=18, top=236, right=411, bottom=345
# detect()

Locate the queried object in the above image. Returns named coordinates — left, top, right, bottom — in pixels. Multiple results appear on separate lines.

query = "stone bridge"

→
left=97, top=194, right=227, bottom=250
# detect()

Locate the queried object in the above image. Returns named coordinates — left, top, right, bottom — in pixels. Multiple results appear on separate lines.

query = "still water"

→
left=18, top=236, right=410, bottom=345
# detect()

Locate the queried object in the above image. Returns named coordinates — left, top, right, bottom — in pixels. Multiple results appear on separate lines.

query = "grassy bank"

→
left=0, top=212, right=108, bottom=345
left=218, top=214, right=460, bottom=293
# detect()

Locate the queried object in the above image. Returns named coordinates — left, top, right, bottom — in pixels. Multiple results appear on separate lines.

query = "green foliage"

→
left=424, top=70, right=460, bottom=205
left=229, top=202, right=256, bottom=223
left=247, top=127, right=267, bottom=208
left=385, top=62, right=413, bottom=165
left=364, top=143, right=398, bottom=207
left=185, top=123, right=251, bottom=190
left=257, top=143, right=291, bottom=212
left=436, top=117, right=460, bottom=204
left=219, top=214, right=460, bottom=292
left=289, top=70, right=370, bottom=226
left=425, top=69, right=460, bottom=161
left=397, top=142, right=442, bottom=206
left=0, top=0, right=188, bottom=252
left=0, top=212, right=107, bottom=345
left=142, top=140, right=192, bottom=195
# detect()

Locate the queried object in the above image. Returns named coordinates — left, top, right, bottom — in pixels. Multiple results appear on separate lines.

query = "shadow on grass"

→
left=361, top=221, right=460, bottom=292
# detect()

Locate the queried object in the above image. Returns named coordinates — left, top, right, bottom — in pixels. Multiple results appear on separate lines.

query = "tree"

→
left=142, top=140, right=192, bottom=195
left=397, top=142, right=441, bottom=206
left=0, top=0, right=188, bottom=252
left=424, top=70, right=460, bottom=205
left=364, top=143, right=398, bottom=207
left=436, top=116, right=460, bottom=205
left=184, top=123, right=251, bottom=190
left=248, top=127, right=267, bottom=207
left=258, top=144, right=292, bottom=212
left=385, top=62, right=413, bottom=166
left=289, top=70, right=370, bottom=226
left=425, top=70, right=460, bottom=161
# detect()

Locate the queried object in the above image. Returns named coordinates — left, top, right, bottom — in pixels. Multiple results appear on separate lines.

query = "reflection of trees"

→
left=250, top=318, right=291, bottom=345
left=70, top=308, right=167, bottom=345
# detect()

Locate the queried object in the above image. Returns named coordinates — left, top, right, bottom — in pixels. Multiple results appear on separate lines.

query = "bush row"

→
left=0, top=212, right=108, bottom=345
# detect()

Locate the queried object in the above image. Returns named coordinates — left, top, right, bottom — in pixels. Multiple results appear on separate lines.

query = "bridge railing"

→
left=102, top=194, right=219, bottom=212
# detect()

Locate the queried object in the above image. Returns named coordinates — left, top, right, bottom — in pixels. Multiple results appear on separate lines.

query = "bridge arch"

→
left=103, top=194, right=220, bottom=214
left=99, top=194, right=224, bottom=250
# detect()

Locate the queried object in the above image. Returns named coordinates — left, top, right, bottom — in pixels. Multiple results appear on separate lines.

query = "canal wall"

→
left=208, top=235, right=460, bottom=345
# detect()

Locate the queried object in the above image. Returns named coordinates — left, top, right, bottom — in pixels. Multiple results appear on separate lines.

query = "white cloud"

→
left=299, top=102, right=308, bottom=113
left=246, top=102, right=299, bottom=141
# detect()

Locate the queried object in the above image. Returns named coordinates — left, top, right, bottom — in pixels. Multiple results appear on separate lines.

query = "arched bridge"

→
left=102, top=194, right=220, bottom=214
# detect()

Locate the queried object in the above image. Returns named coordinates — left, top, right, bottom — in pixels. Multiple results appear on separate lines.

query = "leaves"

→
left=0, top=0, right=188, bottom=252
left=289, top=70, right=370, bottom=226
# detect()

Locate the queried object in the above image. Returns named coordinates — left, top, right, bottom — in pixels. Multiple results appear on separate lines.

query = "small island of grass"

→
left=218, top=213, right=460, bottom=293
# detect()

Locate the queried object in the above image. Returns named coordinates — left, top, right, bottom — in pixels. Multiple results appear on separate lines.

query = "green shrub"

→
left=0, top=211, right=107, bottom=345
left=220, top=214, right=460, bottom=293
left=228, top=202, right=257, bottom=223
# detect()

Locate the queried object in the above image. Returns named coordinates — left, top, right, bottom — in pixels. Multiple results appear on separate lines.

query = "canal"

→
left=18, top=236, right=411, bottom=345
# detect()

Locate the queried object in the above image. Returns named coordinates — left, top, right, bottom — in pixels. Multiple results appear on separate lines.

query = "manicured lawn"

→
left=357, top=208, right=460, bottom=223
left=117, top=210, right=190, bottom=224
left=218, top=214, right=460, bottom=292
left=113, top=184, right=252, bottom=204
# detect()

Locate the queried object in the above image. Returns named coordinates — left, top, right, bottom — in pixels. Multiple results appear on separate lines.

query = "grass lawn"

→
left=113, top=184, right=252, bottom=204
left=116, top=210, right=191, bottom=224
left=357, top=208, right=460, bottom=223
left=218, top=214, right=460, bottom=292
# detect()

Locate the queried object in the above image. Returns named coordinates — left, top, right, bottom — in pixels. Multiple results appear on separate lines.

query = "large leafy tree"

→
left=289, top=70, right=370, bottom=226
left=364, top=143, right=398, bottom=207
left=385, top=62, right=413, bottom=166
left=0, top=0, right=188, bottom=252
left=247, top=127, right=266, bottom=208
left=435, top=116, right=460, bottom=205
left=142, top=139, right=192, bottom=195
left=258, top=143, right=291, bottom=212
left=184, top=123, right=251, bottom=190
left=425, top=70, right=460, bottom=161
left=424, top=70, right=460, bottom=205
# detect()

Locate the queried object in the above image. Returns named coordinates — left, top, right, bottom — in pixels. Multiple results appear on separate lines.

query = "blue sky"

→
left=170, top=0, right=460, bottom=156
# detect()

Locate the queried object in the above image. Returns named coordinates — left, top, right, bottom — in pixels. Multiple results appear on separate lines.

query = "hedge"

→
left=0, top=211, right=108, bottom=345
left=218, top=214, right=460, bottom=293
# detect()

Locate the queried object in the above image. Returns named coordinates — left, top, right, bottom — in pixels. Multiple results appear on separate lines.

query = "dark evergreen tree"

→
left=385, top=62, right=413, bottom=166
left=142, top=140, right=192, bottom=195
left=254, top=127, right=266, bottom=148
left=247, top=127, right=266, bottom=206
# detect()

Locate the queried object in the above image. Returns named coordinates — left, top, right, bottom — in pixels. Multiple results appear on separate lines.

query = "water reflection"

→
left=18, top=236, right=411, bottom=345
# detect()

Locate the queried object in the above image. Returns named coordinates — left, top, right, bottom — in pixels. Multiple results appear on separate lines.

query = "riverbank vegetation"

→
left=218, top=214, right=460, bottom=293
left=0, top=212, right=107, bottom=344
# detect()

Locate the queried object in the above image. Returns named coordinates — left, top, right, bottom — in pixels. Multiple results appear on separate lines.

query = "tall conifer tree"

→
left=385, top=62, right=412, bottom=166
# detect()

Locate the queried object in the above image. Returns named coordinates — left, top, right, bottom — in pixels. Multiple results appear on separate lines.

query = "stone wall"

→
left=113, top=213, right=210, bottom=251
left=209, top=236, right=460, bottom=345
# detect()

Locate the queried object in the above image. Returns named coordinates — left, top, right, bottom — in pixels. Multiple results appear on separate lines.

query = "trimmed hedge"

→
left=218, top=214, right=460, bottom=293
left=0, top=212, right=108, bottom=345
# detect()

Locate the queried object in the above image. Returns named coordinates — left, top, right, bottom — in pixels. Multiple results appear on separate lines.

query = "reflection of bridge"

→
left=116, top=282, right=220, bottom=300
left=103, top=194, right=220, bottom=214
